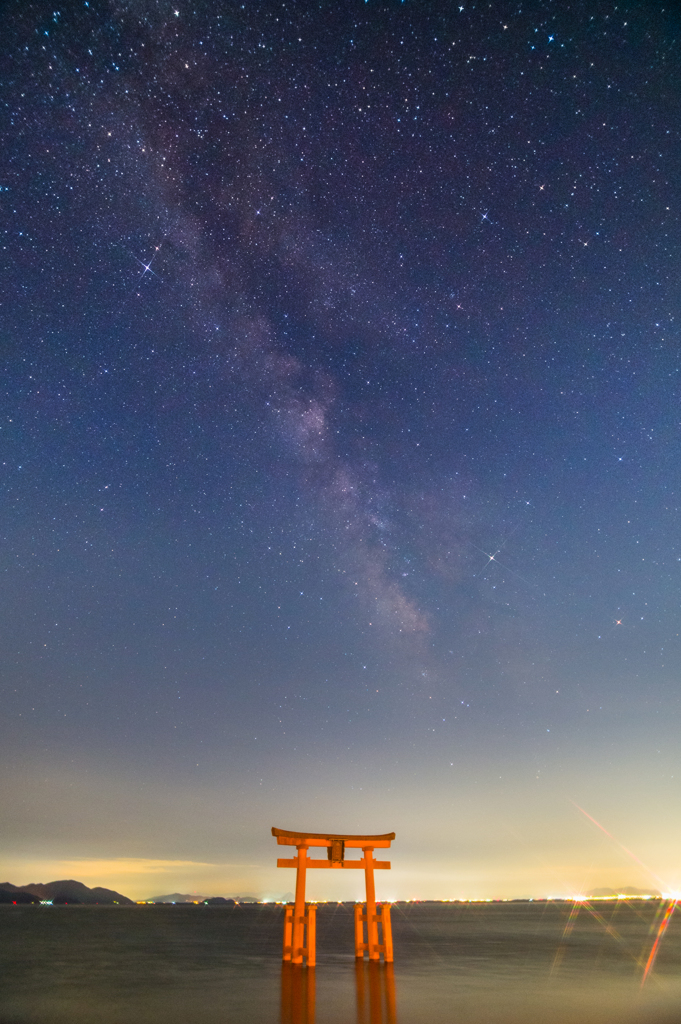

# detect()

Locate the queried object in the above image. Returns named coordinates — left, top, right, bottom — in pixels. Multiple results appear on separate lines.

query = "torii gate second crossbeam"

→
left=272, top=827, right=395, bottom=966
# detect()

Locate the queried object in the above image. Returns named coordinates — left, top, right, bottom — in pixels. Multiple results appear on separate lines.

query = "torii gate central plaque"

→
left=272, top=827, right=395, bottom=967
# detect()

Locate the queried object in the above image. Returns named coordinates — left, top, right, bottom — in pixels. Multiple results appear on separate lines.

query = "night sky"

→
left=2, top=0, right=680, bottom=902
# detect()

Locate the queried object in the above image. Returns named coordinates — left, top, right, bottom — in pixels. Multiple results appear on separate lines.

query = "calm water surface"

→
left=2, top=901, right=681, bottom=1023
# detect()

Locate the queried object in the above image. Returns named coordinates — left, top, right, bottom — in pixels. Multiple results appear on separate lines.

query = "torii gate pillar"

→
left=273, top=828, right=395, bottom=966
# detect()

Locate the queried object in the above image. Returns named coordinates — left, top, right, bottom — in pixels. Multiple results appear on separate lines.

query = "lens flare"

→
left=641, top=898, right=678, bottom=986
left=570, top=800, right=669, bottom=892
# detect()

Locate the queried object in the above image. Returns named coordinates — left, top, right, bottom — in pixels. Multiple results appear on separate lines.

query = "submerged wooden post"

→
left=305, top=903, right=316, bottom=967
left=364, top=847, right=379, bottom=960
left=273, top=827, right=395, bottom=966
left=291, top=845, right=308, bottom=965
left=283, top=904, right=293, bottom=960
left=380, top=904, right=394, bottom=963
left=354, top=902, right=365, bottom=957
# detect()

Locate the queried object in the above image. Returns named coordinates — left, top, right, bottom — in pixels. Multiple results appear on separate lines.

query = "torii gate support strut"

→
left=272, top=828, right=395, bottom=966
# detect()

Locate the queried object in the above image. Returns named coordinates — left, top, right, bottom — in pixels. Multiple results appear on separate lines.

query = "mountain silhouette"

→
left=0, top=879, right=134, bottom=904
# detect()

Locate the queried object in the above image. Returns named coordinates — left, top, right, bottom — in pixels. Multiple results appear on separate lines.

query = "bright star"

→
left=131, top=251, right=161, bottom=281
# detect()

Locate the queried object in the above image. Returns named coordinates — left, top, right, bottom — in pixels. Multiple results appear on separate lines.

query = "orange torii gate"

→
left=272, top=827, right=395, bottom=967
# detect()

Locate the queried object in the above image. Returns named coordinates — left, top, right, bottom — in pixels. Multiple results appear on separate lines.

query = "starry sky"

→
left=1, top=0, right=680, bottom=902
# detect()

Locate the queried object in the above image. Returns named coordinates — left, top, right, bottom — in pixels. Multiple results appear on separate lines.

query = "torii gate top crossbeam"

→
left=272, top=828, right=395, bottom=848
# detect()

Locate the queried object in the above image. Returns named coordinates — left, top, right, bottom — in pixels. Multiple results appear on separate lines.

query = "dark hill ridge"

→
left=0, top=879, right=134, bottom=904
left=146, top=892, right=208, bottom=903
left=0, top=887, right=41, bottom=904
left=146, top=892, right=261, bottom=903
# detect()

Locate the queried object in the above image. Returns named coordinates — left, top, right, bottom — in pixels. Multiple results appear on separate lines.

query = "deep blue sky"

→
left=1, top=0, right=680, bottom=900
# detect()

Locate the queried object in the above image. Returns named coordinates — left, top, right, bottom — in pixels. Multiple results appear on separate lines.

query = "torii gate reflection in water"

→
left=280, top=961, right=396, bottom=1024
left=272, top=827, right=395, bottom=966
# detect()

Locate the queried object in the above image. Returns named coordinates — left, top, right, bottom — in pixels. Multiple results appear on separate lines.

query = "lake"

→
left=2, top=901, right=680, bottom=1023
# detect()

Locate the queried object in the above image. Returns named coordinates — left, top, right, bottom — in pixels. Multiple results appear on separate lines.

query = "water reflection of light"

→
left=355, top=962, right=397, bottom=1024
left=280, top=961, right=397, bottom=1024
left=280, top=963, right=315, bottom=1024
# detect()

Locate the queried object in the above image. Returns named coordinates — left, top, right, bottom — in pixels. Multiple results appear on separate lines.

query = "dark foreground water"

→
left=2, top=901, right=681, bottom=1024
